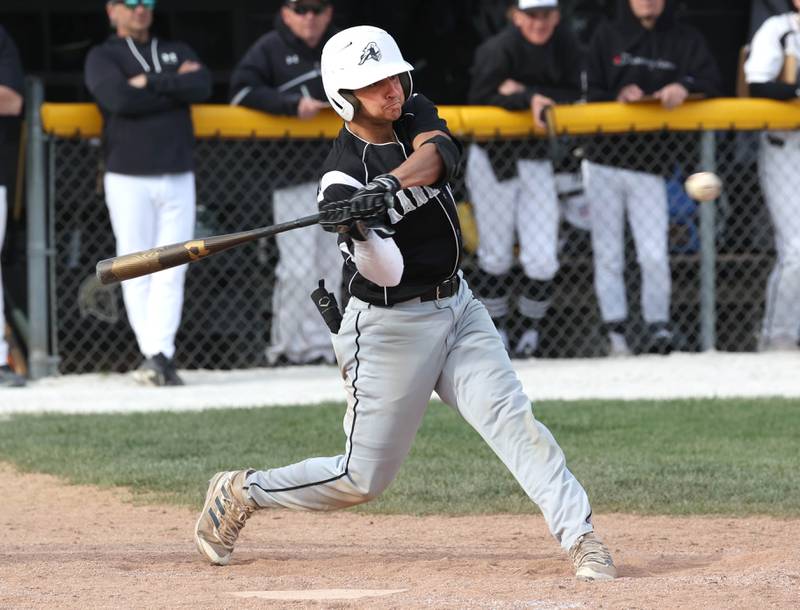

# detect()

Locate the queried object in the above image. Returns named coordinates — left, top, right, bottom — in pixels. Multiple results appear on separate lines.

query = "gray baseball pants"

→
left=246, top=277, right=594, bottom=551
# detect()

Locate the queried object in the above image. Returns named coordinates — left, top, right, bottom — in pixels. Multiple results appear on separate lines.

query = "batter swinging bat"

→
left=96, top=213, right=320, bottom=284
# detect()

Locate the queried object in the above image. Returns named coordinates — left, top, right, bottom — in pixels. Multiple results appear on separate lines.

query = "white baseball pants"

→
left=104, top=172, right=195, bottom=359
left=758, top=131, right=800, bottom=344
left=582, top=161, right=671, bottom=324
left=0, top=186, right=8, bottom=364
left=466, top=144, right=560, bottom=280
left=247, top=277, right=595, bottom=552
left=266, top=182, right=341, bottom=365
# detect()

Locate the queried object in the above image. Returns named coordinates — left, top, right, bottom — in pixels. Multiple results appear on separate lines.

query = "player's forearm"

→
left=391, top=140, right=445, bottom=189
left=0, top=85, right=23, bottom=116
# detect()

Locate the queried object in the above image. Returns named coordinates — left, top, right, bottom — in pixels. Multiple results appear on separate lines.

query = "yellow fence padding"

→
left=40, top=98, right=800, bottom=139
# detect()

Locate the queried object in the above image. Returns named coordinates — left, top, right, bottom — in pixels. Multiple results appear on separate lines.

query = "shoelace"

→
left=570, top=535, right=613, bottom=567
left=215, top=489, right=254, bottom=548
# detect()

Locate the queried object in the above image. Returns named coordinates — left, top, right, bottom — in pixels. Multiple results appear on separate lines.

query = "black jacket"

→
left=85, top=35, right=211, bottom=175
left=229, top=15, right=337, bottom=115
left=0, top=26, right=24, bottom=187
left=468, top=23, right=583, bottom=109
left=468, top=21, right=584, bottom=174
left=585, top=0, right=722, bottom=173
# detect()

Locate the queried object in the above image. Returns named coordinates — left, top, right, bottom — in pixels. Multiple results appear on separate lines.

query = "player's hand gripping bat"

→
left=96, top=192, right=394, bottom=285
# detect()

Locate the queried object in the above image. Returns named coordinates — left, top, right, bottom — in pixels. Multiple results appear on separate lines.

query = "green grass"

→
left=0, top=398, right=798, bottom=516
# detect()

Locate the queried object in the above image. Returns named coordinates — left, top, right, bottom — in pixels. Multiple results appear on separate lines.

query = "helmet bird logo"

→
left=359, top=42, right=382, bottom=65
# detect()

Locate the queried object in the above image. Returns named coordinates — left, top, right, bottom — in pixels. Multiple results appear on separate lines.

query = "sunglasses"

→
left=116, top=0, right=156, bottom=8
left=290, top=4, right=327, bottom=15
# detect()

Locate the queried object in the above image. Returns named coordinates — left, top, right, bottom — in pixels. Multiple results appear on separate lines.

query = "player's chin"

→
left=383, top=104, right=402, bottom=121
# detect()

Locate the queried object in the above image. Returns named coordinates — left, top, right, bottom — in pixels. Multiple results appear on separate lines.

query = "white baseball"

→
left=684, top=172, right=722, bottom=202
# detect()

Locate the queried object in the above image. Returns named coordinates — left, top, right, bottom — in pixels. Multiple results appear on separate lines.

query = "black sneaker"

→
left=0, top=365, right=26, bottom=388
left=133, top=353, right=184, bottom=386
left=646, top=323, right=673, bottom=355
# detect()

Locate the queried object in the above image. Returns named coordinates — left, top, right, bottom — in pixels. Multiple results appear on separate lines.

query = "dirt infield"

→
left=1, top=465, right=797, bottom=609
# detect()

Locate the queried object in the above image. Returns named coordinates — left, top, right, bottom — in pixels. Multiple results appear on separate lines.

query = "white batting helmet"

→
left=321, top=25, right=414, bottom=121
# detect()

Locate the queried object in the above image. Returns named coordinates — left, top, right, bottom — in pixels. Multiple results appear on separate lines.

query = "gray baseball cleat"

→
left=569, top=532, right=617, bottom=581
left=194, top=469, right=257, bottom=565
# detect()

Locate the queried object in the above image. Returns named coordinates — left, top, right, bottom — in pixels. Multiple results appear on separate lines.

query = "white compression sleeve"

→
left=352, top=230, right=404, bottom=287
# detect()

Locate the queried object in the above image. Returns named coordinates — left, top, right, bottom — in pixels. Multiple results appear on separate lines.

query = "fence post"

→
left=698, top=131, right=717, bottom=352
left=25, top=77, right=59, bottom=378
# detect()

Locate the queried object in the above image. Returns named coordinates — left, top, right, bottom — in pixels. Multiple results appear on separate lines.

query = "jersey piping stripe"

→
left=249, top=311, right=364, bottom=494
left=230, top=87, right=252, bottom=107
left=277, top=69, right=321, bottom=93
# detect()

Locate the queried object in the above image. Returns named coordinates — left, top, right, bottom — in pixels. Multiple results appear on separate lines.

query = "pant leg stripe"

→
left=250, top=310, right=363, bottom=494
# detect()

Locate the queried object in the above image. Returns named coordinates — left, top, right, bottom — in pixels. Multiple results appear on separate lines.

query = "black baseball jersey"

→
left=229, top=15, right=337, bottom=115
left=85, top=35, right=211, bottom=175
left=318, top=94, right=463, bottom=306
left=0, top=25, right=24, bottom=187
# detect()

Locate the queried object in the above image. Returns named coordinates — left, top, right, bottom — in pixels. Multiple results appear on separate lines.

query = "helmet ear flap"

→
left=399, top=72, right=413, bottom=99
left=341, top=90, right=360, bottom=117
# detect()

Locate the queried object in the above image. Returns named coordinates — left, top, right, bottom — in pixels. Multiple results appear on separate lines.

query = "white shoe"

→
left=607, top=332, right=631, bottom=357
left=514, top=329, right=540, bottom=358
left=194, top=470, right=257, bottom=565
left=569, top=532, right=617, bottom=581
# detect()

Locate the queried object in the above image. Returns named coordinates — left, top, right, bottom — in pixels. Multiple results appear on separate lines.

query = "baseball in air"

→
left=684, top=172, right=722, bottom=202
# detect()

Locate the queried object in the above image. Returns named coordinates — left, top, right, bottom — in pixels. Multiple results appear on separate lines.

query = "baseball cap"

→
left=517, top=0, right=558, bottom=9
left=109, top=0, right=156, bottom=7
left=284, top=0, right=330, bottom=15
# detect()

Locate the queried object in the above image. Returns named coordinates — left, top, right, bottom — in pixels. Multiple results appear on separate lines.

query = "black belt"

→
left=419, top=275, right=460, bottom=302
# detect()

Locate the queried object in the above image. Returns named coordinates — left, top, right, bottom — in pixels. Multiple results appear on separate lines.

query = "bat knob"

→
left=96, top=258, right=119, bottom=285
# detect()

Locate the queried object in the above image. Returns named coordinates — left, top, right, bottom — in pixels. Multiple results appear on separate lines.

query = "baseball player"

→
left=584, top=0, right=721, bottom=355
left=0, top=25, right=25, bottom=388
left=194, top=25, right=616, bottom=581
left=745, top=0, right=800, bottom=351
left=85, top=0, right=211, bottom=385
left=230, top=0, right=341, bottom=366
left=466, top=0, right=583, bottom=357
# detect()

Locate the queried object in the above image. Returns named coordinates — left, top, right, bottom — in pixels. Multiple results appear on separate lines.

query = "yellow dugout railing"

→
left=40, top=98, right=800, bottom=139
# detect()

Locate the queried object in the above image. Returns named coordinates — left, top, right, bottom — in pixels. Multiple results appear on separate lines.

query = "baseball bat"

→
left=96, top=212, right=319, bottom=285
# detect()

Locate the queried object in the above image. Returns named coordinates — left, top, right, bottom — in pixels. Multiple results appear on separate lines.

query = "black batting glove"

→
left=319, top=174, right=400, bottom=240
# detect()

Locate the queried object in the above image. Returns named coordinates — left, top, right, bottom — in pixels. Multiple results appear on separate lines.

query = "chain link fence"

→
left=45, top=118, right=788, bottom=373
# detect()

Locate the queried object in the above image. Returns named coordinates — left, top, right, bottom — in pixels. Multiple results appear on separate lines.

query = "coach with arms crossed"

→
left=230, top=0, right=341, bottom=366
left=85, top=0, right=211, bottom=385
left=583, top=0, right=721, bottom=356
left=0, top=25, right=25, bottom=388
